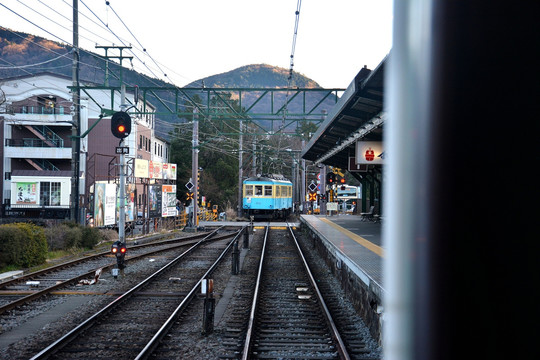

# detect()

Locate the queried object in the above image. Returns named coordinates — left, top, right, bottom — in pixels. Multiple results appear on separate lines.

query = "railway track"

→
left=242, top=224, right=350, bottom=359
left=0, top=230, right=219, bottom=315
left=29, top=228, right=245, bottom=359
left=1, top=223, right=380, bottom=359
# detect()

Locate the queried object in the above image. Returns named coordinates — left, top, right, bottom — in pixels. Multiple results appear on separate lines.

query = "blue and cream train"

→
left=242, top=175, right=293, bottom=220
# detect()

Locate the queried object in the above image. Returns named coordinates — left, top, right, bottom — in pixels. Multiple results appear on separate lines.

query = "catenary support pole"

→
left=70, top=0, right=80, bottom=223
left=191, top=108, right=199, bottom=227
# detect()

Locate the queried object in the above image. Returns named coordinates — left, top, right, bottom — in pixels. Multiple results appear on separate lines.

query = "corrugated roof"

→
left=301, top=56, right=386, bottom=170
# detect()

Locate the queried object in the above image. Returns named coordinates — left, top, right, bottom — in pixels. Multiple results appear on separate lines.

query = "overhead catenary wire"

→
left=1, top=0, right=297, bottom=154
left=0, top=51, right=72, bottom=69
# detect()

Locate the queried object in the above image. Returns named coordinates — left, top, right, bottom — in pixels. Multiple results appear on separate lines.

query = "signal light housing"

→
left=111, top=111, right=131, bottom=139
left=111, top=241, right=127, bottom=257
left=326, top=172, right=336, bottom=184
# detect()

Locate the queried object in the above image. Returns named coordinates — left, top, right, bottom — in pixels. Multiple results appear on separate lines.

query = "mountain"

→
left=0, top=27, right=336, bottom=135
left=187, top=63, right=320, bottom=89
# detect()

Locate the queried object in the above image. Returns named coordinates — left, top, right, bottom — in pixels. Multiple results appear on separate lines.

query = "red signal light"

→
left=120, top=247, right=127, bottom=254
left=111, top=247, right=118, bottom=254
left=111, top=111, right=131, bottom=139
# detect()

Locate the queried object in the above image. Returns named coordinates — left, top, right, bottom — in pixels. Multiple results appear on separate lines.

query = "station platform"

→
left=300, top=214, right=384, bottom=291
left=300, top=214, right=385, bottom=342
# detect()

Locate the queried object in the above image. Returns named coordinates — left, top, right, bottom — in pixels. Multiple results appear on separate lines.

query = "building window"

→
left=40, top=182, right=50, bottom=206
left=40, top=182, right=61, bottom=206
left=139, top=135, right=143, bottom=149
left=51, top=182, right=61, bottom=206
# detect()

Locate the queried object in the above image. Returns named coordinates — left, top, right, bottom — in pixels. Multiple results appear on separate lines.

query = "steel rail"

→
left=0, top=230, right=220, bottom=316
left=287, top=222, right=351, bottom=360
left=29, top=227, right=234, bottom=360
left=241, top=223, right=269, bottom=360
left=0, top=231, right=211, bottom=289
left=135, top=226, right=248, bottom=360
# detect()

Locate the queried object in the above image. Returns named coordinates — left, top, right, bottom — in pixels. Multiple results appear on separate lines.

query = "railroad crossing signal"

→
left=186, top=192, right=194, bottom=200
left=332, top=167, right=345, bottom=177
left=308, top=192, right=317, bottom=201
left=326, top=172, right=336, bottom=184
left=110, top=111, right=131, bottom=139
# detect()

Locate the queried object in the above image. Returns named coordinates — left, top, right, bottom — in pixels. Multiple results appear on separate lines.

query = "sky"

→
left=0, top=0, right=392, bottom=89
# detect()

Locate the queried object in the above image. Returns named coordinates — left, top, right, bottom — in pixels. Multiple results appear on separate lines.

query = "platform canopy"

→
left=301, top=56, right=386, bottom=171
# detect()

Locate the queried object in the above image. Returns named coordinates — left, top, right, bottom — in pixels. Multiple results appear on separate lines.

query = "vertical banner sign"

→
left=95, top=183, right=117, bottom=226
left=162, top=163, right=171, bottom=180
left=148, top=184, right=162, bottom=218
left=104, top=183, right=117, bottom=226
left=117, top=184, right=136, bottom=222
left=355, top=141, right=384, bottom=165
left=149, top=161, right=163, bottom=179
left=162, top=185, right=178, bottom=217
left=15, top=182, right=37, bottom=204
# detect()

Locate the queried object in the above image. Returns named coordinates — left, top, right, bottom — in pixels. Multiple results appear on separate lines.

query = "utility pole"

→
left=320, top=165, right=327, bottom=215
left=191, top=108, right=199, bottom=228
left=70, top=0, right=81, bottom=223
left=301, top=140, right=306, bottom=214
left=252, top=142, right=257, bottom=177
left=237, top=119, right=243, bottom=217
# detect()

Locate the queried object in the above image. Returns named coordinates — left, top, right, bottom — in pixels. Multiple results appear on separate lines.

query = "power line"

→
left=0, top=51, right=71, bottom=69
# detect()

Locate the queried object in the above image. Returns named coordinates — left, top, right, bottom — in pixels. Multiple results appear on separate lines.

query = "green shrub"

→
left=44, top=222, right=103, bottom=251
left=62, top=225, right=82, bottom=248
left=81, top=226, right=101, bottom=249
left=0, top=223, right=47, bottom=268
left=0, top=225, right=23, bottom=268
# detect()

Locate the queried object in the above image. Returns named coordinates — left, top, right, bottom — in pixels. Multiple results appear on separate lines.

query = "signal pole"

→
left=94, top=45, right=132, bottom=243
left=118, top=84, right=126, bottom=245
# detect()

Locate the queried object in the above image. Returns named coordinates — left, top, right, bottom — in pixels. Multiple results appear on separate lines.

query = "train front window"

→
left=255, top=185, right=263, bottom=195
left=245, top=185, right=253, bottom=196
left=264, top=186, right=272, bottom=196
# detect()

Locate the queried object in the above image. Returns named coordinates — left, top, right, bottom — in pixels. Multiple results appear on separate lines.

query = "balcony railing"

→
left=6, top=105, right=69, bottom=115
left=5, top=138, right=65, bottom=148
